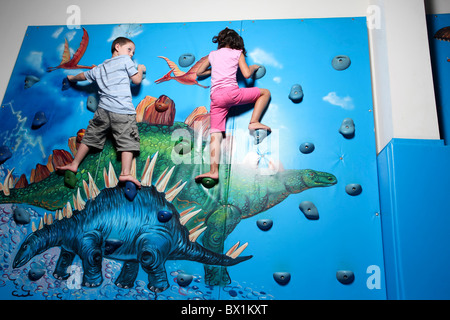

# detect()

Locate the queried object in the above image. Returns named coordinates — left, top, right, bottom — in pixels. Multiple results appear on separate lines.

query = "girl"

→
left=194, top=28, right=271, bottom=185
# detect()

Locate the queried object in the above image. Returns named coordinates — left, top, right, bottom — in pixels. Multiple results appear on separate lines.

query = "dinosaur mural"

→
left=13, top=155, right=252, bottom=293
left=1, top=102, right=337, bottom=286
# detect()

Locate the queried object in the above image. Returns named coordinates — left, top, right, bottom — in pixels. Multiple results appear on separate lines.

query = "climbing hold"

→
left=86, top=95, right=98, bottom=112
left=173, top=136, right=192, bottom=155
left=13, top=207, right=31, bottom=225
left=24, top=75, right=40, bottom=89
left=64, top=170, right=77, bottom=189
left=299, top=201, right=319, bottom=220
left=104, top=239, right=124, bottom=255
left=31, top=111, right=48, bottom=129
left=299, top=142, right=315, bottom=154
left=251, top=129, right=271, bottom=145
left=124, top=181, right=138, bottom=201
left=178, top=53, right=195, bottom=68
left=0, top=146, right=12, bottom=165
left=339, top=118, right=355, bottom=138
left=154, top=95, right=172, bottom=112
left=273, top=272, right=291, bottom=286
left=254, top=65, right=266, bottom=79
left=177, top=272, right=193, bottom=287
left=336, top=270, right=355, bottom=284
left=142, top=70, right=146, bottom=80
left=257, top=219, right=273, bottom=231
left=157, top=210, right=173, bottom=223
left=345, top=183, right=362, bottom=196
left=201, top=177, right=218, bottom=189
left=28, top=266, right=45, bottom=281
left=332, top=55, right=351, bottom=71
left=62, top=77, right=71, bottom=90
left=288, top=84, right=304, bottom=102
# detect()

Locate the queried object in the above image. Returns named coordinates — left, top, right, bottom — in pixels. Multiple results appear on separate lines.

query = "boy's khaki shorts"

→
left=81, top=107, right=140, bottom=152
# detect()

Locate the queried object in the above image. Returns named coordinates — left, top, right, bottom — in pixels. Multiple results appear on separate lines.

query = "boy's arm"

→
left=67, top=72, right=87, bottom=82
left=196, top=58, right=211, bottom=77
left=238, top=53, right=259, bottom=79
left=131, top=64, right=146, bottom=85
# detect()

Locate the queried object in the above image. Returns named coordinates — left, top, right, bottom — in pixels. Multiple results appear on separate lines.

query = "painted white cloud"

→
left=249, top=48, right=283, bottom=69
left=52, top=27, right=64, bottom=39
left=107, top=24, right=144, bottom=42
left=273, top=76, right=281, bottom=84
left=25, top=51, right=45, bottom=74
left=323, top=92, right=354, bottom=110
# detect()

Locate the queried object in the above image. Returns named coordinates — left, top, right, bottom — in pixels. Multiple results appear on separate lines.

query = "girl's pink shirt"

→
left=208, top=48, right=242, bottom=94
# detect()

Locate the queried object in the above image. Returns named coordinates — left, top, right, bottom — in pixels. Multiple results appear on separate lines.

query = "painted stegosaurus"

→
left=13, top=153, right=251, bottom=292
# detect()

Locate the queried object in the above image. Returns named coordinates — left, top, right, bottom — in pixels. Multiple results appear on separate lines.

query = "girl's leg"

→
left=56, top=143, right=90, bottom=173
left=195, top=132, right=223, bottom=182
left=119, top=151, right=141, bottom=188
left=248, top=88, right=271, bottom=132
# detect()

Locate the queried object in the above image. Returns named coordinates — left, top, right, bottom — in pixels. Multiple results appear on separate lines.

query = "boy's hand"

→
left=138, top=64, right=146, bottom=73
left=67, top=75, right=75, bottom=82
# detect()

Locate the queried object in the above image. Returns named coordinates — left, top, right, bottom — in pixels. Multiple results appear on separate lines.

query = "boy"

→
left=57, top=37, right=146, bottom=188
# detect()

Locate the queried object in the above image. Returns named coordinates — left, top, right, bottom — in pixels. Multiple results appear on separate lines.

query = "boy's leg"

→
left=119, top=151, right=141, bottom=188
left=56, top=143, right=90, bottom=173
left=195, top=132, right=223, bottom=182
left=248, top=88, right=271, bottom=132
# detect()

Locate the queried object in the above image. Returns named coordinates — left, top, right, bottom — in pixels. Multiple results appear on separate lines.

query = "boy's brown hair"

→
left=111, top=37, right=134, bottom=54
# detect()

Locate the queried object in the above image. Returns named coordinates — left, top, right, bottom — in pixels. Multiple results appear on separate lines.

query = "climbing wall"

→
left=0, top=18, right=385, bottom=300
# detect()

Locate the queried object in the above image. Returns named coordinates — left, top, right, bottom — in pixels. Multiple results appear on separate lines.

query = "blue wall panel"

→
left=0, top=18, right=384, bottom=300
left=378, top=139, right=450, bottom=299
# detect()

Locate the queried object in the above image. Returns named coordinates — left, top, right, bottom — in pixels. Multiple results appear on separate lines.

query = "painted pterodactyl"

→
left=155, top=56, right=209, bottom=88
left=47, top=27, right=95, bottom=72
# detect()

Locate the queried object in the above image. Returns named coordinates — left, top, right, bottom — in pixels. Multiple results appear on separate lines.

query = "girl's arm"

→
left=238, top=53, right=259, bottom=79
left=196, top=58, right=211, bottom=77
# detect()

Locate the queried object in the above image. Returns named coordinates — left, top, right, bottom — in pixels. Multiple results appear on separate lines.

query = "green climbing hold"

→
left=64, top=171, right=77, bottom=189
left=201, top=177, right=218, bottom=189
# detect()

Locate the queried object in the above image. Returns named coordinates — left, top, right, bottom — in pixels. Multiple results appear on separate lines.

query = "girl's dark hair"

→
left=111, top=37, right=134, bottom=54
left=212, top=28, right=247, bottom=56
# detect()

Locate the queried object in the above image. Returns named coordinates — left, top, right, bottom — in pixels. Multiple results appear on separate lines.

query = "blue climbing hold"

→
left=299, top=142, right=315, bottom=154
left=257, top=219, right=273, bottom=231
left=24, top=75, right=40, bottom=89
left=28, top=266, right=45, bottom=281
left=289, top=84, right=304, bottom=102
left=31, top=111, right=47, bottom=129
left=157, top=210, right=173, bottom=223
left=345, top=183, right=362, bottom=196
left=177, top=273, right=193, bottom=287
left=13, top=207, right=30, bottom=225
left=104, top=239, right=124, bottom=255
left=251, top=129, right=271, bottom=145
left=124, top=181, right=138, bottom=201
left=87, top=95, right=98, bottom=112
left=254, top=65, right=266, bottom=79
left=332, top=55, right=351, bottom=71
left=62, top=77, right=71, bottom=90
left=339, top=118, right=355, bottom=138
left=273, top=272, right=291, bottom=286
left=0, top=146, right=12, bottom=165
left=178, top=53, right=195, bottom=67
left=336, top=270, right=355, bottom=284
left=64, top=170, right=77, bottom=189
left=299, top=201, right=319, bottom=220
